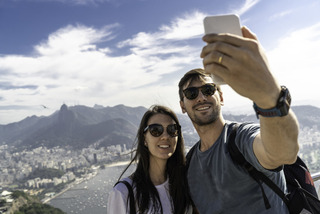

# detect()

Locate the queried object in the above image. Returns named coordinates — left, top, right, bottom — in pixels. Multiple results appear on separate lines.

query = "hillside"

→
left=6, top=191, right=65, bottom=214
left=0, top=104, right=319, bottom=150
left=0, top=104, right=146, bottom=150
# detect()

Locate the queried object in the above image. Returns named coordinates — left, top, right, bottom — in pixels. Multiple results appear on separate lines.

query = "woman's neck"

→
left=149, top=159, right=167, bottom=186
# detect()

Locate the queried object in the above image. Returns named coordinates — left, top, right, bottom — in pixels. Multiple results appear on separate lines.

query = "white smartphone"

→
left=203, top=14, right=242, bottom=85
left=203, top=14, right=242, bottom=36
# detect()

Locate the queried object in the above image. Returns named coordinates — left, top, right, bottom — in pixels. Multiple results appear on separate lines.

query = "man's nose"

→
left=196, top=89, right=207, bottom=102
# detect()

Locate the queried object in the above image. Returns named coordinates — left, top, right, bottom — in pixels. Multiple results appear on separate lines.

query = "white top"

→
left=107, top=177, right=192, bottom=214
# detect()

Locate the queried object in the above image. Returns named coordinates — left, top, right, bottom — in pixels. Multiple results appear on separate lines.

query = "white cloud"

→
left=118, top=10, right=206, bottom=57
left=0, top=11, right=206, bottom=123
left=232, top=0, right=260, bottom=16
left=267, top=22, right=320, bottom=106
left=159, top=11, right=206, bottom=40
left=21, top=0, right=114, bottom=5
left=2, top=3, right=320, bottom=125
left=269, top=10, right=293, bottom=21
left=34, top=24, right=117, bottom=56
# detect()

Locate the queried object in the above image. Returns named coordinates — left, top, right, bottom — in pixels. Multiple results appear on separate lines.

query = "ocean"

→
left=48, top=162, right=320, bottom=214
left=48, top=162, right=134, bottom=214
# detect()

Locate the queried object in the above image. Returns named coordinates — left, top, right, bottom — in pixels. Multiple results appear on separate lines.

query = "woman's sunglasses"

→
left=183, top=83, right=217, bottom=100
left=144, top=124, right=180, bottom=137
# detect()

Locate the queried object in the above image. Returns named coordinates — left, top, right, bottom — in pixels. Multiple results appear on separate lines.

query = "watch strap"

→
left=253, top=103, right=284, bottom=118
left=253, top=86, right=291, bottom=119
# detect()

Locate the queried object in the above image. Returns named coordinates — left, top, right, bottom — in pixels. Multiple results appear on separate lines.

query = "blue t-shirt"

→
left=187, top=122, right=289, bottom=214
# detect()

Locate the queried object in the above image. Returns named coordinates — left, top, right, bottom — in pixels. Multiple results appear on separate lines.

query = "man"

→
left=178, top=26, right=299, bottom=213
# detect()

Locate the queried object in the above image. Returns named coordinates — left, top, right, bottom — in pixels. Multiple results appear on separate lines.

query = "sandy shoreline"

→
left=105, top=160, right=131, bottom=167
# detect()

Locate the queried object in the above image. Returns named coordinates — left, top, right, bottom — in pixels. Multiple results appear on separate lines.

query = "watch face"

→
left=287, top=91, right=292, bottom=105
left=279, top=97, right=285, bottom=102
left=279, top=86, right=291, bottom=116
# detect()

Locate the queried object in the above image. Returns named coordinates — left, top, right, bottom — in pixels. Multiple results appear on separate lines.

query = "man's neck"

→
left=194, top=118, right=225, bottom=152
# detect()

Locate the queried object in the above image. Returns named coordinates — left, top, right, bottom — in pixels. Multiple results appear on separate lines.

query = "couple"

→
left=108, top=26, right=299, bottom=213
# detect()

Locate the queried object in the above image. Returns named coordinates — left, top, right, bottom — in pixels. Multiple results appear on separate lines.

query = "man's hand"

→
left=201, top=26, right=280, bottom=109
left=201, top=26, right=299, bottom=168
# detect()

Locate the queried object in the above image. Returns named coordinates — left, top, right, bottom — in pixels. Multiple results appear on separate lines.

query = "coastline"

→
left=105, top=160, right=131, bottom=167
left=42, top=169, right=98, bottom=204
left=42, top=161, right=131, bottom=204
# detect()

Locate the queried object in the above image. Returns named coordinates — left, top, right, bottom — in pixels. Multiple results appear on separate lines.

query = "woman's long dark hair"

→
left=118, top=105, right=192, bottom=213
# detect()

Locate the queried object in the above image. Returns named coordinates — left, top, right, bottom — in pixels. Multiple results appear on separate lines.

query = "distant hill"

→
left=224, top=105, right=320, bottom=130
left=0, top=104, right=146, bottom=150
left=291, top=105, right=320, bottom=128
left=0, top=104, right=319, bottom=150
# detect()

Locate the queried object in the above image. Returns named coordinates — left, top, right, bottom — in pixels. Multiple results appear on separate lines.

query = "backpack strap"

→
left=114, top=180, right=136, bottom=214
left=186, top=123, right=294, bottom=210
left=226, top=123, right=290, bottom=209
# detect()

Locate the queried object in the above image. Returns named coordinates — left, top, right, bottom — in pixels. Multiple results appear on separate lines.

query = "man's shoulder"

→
left=225, top=121, right=259, bottom=128
left=186, top=141, right=200, bottom=160
left=226, top=121, right=260, bottom=138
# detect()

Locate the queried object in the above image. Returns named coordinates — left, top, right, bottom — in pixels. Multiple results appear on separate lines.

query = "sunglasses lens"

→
left=145, top=124, right=179, bottom=137
left=183, top=84, right=216, bottom=100
left=167, top=124, right=179, bottom=137
left=201, top=84, right=216, bottom=96
left=148, top=124, right=163, bottom=137
left=183, top=88, right=199, bottom=100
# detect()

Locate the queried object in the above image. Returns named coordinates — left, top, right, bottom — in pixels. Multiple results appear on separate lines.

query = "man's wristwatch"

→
left=253, top=86, right=291, bottom=119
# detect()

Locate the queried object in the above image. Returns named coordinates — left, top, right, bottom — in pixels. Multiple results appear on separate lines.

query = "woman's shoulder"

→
left=113, top=177, right=133, bottom=193
left=108, top=178, right=132, bottom=213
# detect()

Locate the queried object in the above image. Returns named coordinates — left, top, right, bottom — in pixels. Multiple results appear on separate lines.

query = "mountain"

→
left=0, top=104, right=319, bottom=150
left=291, top=105, right=320, bottom=128
left=0, top=104, right=146, bottom=150
left=223, top=105, right=320, bottom=129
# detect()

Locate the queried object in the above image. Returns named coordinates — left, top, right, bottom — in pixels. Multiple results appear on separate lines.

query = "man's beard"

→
left=188, top=103, right=221, bottom=126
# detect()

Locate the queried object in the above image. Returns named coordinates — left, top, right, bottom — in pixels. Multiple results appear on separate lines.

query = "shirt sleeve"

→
left=235, top=123, right=284, bottom=175
left=235, top=123, right=268, bottom=172
left=107, top=184, right=129, bottom=214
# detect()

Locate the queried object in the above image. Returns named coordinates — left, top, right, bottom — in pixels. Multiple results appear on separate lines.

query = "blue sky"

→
left=1, top=0, right=320, bottom=124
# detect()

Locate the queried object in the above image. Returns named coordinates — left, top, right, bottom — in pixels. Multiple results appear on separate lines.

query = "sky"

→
left=1, top=0, right=320, bottom=125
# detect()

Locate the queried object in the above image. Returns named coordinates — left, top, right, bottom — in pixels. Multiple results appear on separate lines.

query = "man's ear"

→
left=219, top=91, right=224, bottom=106
left=180, top=100, right=186, bottom=113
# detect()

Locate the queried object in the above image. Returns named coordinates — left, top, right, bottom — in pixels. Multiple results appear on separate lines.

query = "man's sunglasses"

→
left=144, top=124, right=180, bottom=137
left=183, top=83, right=217, bottom=100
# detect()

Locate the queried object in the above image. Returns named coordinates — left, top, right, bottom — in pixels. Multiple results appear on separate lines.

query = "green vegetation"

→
left=14, top=203, right=65, bottom=214
left=3, top=191, right=65, bottom=214
left=11, top=191, right=29, bottom=200
left=0, top=199, right=6, bottom=207
left=37, top=182, right=69, bottom=200
left=26, top=168, right=65, bottom=180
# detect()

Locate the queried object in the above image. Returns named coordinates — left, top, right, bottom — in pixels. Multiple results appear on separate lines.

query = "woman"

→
left=108, top=105, right=194, bottom=214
